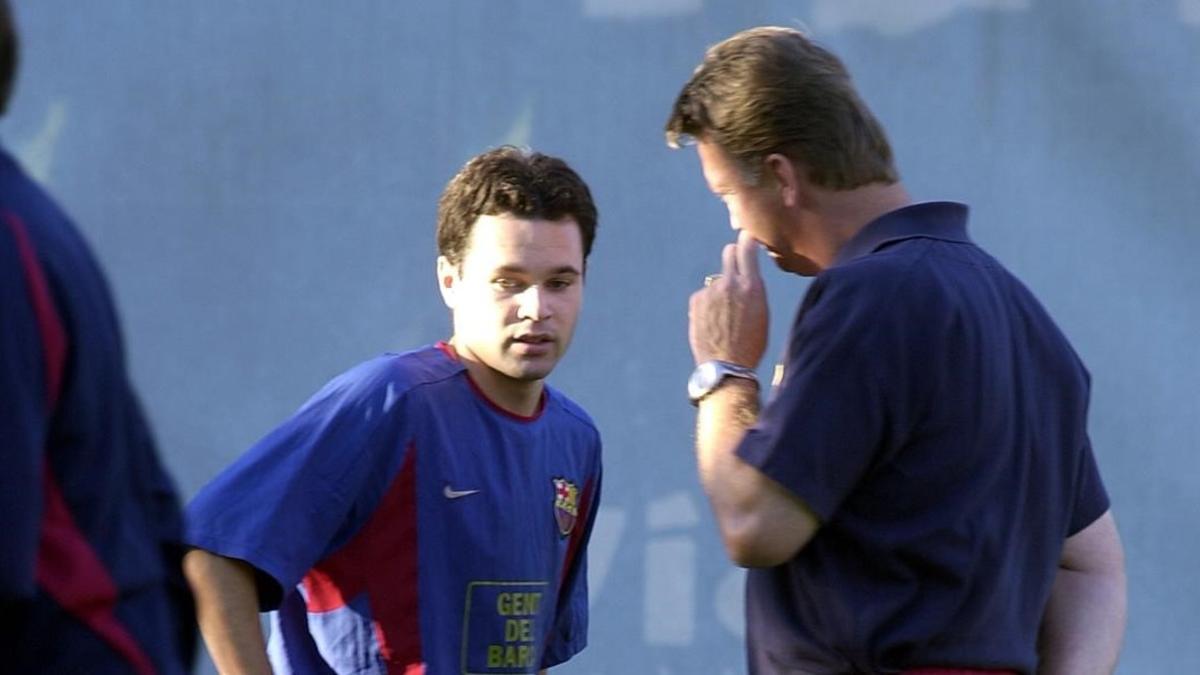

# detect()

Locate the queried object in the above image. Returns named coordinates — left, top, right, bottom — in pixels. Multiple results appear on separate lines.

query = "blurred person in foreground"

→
left=667, top=26, right=1125, bottom=675
left=0, top=2, right=194, bottom=672
left=183, top=146, right=603, bottom=674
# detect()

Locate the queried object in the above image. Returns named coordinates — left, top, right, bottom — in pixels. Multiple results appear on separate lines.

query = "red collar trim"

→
left=437, top=341, right=547, bottom=422
left=436, top=340, right=458, bottom=361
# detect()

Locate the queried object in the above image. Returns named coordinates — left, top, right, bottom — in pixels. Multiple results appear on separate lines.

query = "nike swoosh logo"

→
left=444, top=485, right=481, bottom=499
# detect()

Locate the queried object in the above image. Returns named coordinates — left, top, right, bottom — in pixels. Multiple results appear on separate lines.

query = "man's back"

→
left=739, top=203, right=1108, bottom=673
left=0, top=148, right=193, bottom=673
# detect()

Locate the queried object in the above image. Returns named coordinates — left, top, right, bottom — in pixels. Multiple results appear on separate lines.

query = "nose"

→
left=516, top=285, right=551, bottom=322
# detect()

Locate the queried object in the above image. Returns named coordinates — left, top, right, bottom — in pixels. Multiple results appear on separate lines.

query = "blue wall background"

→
left=5, top=1, right=1197, bottom=672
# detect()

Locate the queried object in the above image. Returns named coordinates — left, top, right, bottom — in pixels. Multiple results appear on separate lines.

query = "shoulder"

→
left=302, top=344, right=465, bottom=414
left=814, top=237, right=998, bottom=324
left=543, top=387, right=601, bottom=442
left=790, top=253, right=918, bottom=347
left=821, top=238, right=943, bottom=300
left=0, top=151, right=76, bottom=250
left=785, top=241, right=979, bottom=373
left=0, top=151, right=39, bottom=215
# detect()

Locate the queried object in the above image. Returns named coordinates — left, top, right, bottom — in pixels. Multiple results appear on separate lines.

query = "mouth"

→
left=512, top=333, right=554, bottom=345
left=510, top=333, right=556, bottom=355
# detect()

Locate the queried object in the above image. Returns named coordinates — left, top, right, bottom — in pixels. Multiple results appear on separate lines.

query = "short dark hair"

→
left=665, top=26, right=897, bottom=190
left=437, top=146, right=598, bottom=268
left=0, top=0, right=18, bottom=116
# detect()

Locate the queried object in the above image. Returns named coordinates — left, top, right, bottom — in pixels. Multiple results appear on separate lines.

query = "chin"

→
left=500, top=358, right=559, bottom=383
left=503, top=367, right=555, bottom=384
left=776, top=255, right=821, bottom=277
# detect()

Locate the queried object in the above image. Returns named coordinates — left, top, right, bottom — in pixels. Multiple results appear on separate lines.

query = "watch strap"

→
left=688, top=360, right=759, bottom=405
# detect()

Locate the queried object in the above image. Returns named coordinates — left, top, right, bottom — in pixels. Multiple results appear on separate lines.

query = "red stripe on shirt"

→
left=559, top=476, right=595, bottom=589
left=37, top=468, right=158, bottom=675
left=7, top=211, right=157, bottom=675
left=5, top=211, right=66, bottom=408
left=542, top=475, right=596, bottom=661
left=303, top=445, right=423, bottom=674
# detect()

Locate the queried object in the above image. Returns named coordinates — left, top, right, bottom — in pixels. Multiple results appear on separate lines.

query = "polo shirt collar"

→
left=832, top=201, right=971, bottom=266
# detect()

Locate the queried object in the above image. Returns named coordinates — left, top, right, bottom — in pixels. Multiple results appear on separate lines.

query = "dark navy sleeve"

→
left=736, top=272, right=891, bottom=521
left=1067, top=435, right=1110, bottom=536
left=542, top=433, right=602, bottom=668
left=185, top=358, right=413, bottom=608
left=0, top=222, right=45, bottom=601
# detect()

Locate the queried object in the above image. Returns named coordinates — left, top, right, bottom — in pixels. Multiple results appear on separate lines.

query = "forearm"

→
left=695, top=378, right=821, bottom=567
left=695, top=379, right=762, bottom=524
left=182, top=549, right=273, bottom=675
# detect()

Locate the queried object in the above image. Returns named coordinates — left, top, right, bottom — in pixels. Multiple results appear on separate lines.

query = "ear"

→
left=763, top=153, right=804, bottom=209
left=436, top=256, right=458, bottom=309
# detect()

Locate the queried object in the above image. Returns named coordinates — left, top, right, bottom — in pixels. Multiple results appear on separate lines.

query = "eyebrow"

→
left=494, top=265, right=581, bottom=277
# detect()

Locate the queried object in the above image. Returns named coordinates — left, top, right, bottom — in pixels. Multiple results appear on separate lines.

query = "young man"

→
left=184, top=147, right=602, bottom=675
left=0, top=3, right=194, bottom=672
left=666, top=27, right=1125, bottom=674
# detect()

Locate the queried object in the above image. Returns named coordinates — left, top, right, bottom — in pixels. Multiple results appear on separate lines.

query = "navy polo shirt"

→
left=736, top=202, right=1109, bottom=674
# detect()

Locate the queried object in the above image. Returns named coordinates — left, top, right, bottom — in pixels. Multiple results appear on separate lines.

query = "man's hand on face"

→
left=689, top=229, right=769, bottom=367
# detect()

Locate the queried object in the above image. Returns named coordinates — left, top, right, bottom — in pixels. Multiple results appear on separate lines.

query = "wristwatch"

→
left=687, top=360, right=759, bottom=406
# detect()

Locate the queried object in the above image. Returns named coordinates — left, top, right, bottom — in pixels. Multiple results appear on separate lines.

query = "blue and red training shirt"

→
left=187, top=343, right=602, bottom=674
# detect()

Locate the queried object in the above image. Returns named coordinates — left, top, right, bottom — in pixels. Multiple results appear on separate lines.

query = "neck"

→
left=805, top=182, right=912, bottom=269
left=452, top=342, right=545, bottom=418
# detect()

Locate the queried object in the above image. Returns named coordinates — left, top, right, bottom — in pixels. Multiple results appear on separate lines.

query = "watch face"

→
left=688, top=361, right=720, bottom=402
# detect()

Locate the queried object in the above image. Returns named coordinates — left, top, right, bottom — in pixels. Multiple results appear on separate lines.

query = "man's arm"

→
left=1037, top=510, right=1126, bottom=675
left=689, top=231, right=820, bottom=568
left=696, top=380, right=820, bottom=567
left=182, top=549, right=273, bottom=675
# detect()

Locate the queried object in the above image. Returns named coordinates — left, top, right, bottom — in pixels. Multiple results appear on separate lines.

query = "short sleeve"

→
left=541, top=435, right=602, bottom=668
left=735, top=272, right=890, bottom=521
left=185, top=358, right=412, bottom=607
left=1067, top=435, right=1110, bottom=536
left=0, top=219, right=46, bottom=600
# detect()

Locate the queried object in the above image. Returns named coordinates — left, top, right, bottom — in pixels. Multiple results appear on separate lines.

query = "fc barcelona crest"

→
left=552, top=477, right=579, bottom=537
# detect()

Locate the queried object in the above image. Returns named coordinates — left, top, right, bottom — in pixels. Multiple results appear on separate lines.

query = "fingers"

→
left=721, top=242, right=738, bottom=278
left=736, top=229, right=761, bottom=279
left=718, top=231, right=761, bottom=282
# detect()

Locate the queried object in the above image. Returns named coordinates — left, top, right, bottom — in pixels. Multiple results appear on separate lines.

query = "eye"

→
left=493, top=277, right=525, bottom=292
left=545, top=277, right=576, bottom=291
